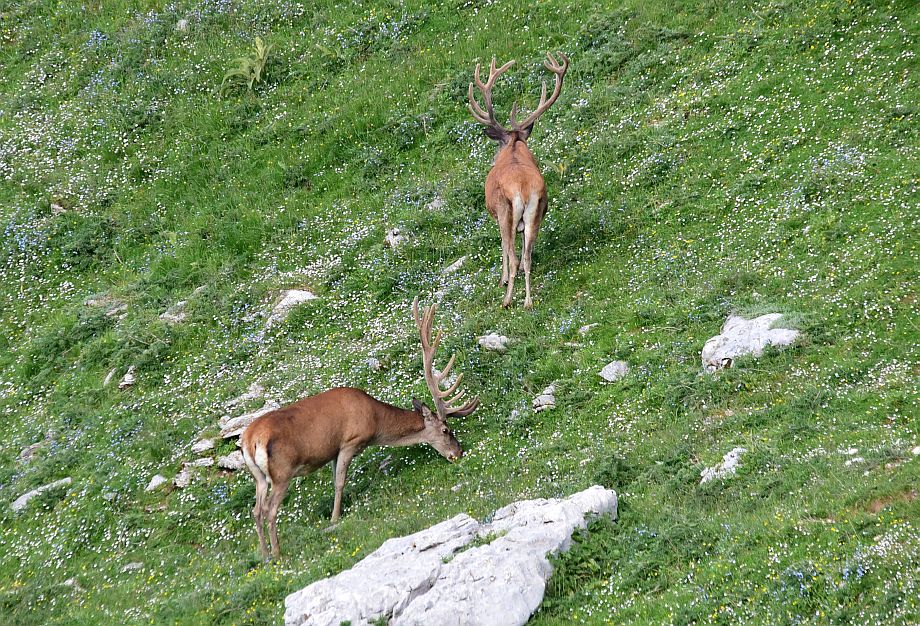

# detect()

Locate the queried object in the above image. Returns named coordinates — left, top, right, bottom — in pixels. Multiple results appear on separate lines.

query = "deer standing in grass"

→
left=241, top=299, right=479, bottom=558
left=468, top=52, right=569, bottom=309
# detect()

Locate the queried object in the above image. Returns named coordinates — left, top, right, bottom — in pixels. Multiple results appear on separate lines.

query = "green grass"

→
left=0, top=0, right=918, bottom=623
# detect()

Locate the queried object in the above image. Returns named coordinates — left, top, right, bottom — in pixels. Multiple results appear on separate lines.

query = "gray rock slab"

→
left=266, top=290, right=317, bottom=327
left=285, top=515, right=480, bottom=626
left=284, top=486, right=617, bottom=626
left=218, top=450, right=246, bottom=471
left=700, top=447, right=746, bottom=484
left=220, top=399, right=281, bottom=438
left=477, top=333, right=511, bottom=352
left=145, top=475, right=167, bottom=491
left=599, top=360, right=629, bottom=382
left=702, top=314, right=799, bottom=372
left=11, top=477, right=72, bottom=513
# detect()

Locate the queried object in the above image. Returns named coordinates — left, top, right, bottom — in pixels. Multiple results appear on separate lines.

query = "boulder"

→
left=225, top=382, right=264, bottom=409
left=11, top=477, right=72, bottom=513
left=284, top=486, right=617, bottom=626
left=599, top=360, right=629, bottom=382
left=702, top=314, right=799, bottom=372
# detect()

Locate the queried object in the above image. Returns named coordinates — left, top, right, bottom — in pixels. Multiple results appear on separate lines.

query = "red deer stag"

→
left=241, top=298, right=479, bottom=558
left=468, top=52, right=569, bottom=309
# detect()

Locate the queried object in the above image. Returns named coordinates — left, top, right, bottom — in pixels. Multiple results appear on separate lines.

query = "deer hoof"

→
left=524, top=299, right=533, bottom=310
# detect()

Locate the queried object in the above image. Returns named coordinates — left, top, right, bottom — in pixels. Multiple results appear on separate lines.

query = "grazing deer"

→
left=468, top=52, right=569, bottom=309
left=241, top=298, right=479, bottom=558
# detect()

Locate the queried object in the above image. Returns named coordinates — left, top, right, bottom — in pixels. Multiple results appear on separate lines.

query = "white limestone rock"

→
left=442, top=256, right=466, bottom=274
left=220, top=399, right=281, bottom=439
left=284, top=486, right=617, bottom=626
left=426, top=197, right=445, bottom=211
left=11, top=477, right=72, bottom=513
left=702, top=314, right=799, bottom=372
left=477, top=333, right=511, bottom=352
left=121, top=562, right=143, bottom=573
left=578, top=323, right=598, bottom=336
left=385, top=227, right=406, bottom=249
left=532, top=384, right=556, bottom=413
left=159, top=300, right=188, bottom=324
left=118, top=366, right=136, bottom=390
left=145, top=475, right=167, bottom=492
left=218, top=450, right=246, bottom=471
left=176, top=18, right=189, bottom=31
left=266, top=290, right=318, bottom=327
left=191, top=439, right=215, bottom=454
left=103, top=368, right=117, bottom=387
left=225, top=382, right=264, bottom=409
left=173, top=468, right=193, bottom=488
left=700, top=447, right=747, bottom=484
left=599, top=360, right=629, bottom=382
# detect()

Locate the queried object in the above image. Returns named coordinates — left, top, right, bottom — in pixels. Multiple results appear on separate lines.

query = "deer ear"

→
left=412, top=397, right=423, bottom=412
left=518, top=123, right=535, bottom=141
left=483, top=126, right=507, bottom=142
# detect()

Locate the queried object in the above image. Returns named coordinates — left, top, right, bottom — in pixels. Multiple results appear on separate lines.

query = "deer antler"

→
left=413, top=297, right=480, bottom=419
left=509, top=51, right=569, bottom=131
left=468, top=56, right=516, bottom=132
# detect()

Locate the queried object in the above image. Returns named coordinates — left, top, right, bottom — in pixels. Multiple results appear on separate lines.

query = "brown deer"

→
left=241, top=298, right=479, bottom=558
left=468, top=52, right=569, bottom=309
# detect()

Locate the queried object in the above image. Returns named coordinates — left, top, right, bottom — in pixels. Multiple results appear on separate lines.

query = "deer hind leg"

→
left=521, top=193, right=545, bottom=310
left=329, top=447, right=358, bottom=525
left=243, top=446, right=271, bottom=558
left=502, top=194, right=525, bottom=308
left=266, top=477, right=291, bottom=559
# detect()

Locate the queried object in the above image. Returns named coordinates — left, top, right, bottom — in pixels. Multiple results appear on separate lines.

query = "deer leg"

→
left=502, top=196, right=525, bottom=308
left=521, top=195, right=544, bottom=310
left=330, top=447, right=358, bottom=525
left=252, top=474, right=270, bottom=558
left=266, top=477, right=291, bottom=559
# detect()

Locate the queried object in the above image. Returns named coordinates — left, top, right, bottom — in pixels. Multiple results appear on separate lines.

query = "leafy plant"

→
left=219, top=36, right=274, bottom=97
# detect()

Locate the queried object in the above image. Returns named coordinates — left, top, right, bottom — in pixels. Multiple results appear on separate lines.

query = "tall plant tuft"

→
left=219, top=36, right=274, bottom=97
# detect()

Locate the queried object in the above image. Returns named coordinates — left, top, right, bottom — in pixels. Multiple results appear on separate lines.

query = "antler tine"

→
left=511, top=50, right=569, bottom=131
left=468, top=56, right=515, bottom=132
left=412, top=296, right=480, bottom=420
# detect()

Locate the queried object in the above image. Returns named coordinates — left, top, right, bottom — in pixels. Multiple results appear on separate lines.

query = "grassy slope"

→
left=0, top=0, right=917, bottom=623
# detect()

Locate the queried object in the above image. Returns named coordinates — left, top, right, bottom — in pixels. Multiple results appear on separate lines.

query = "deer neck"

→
left=495, top=139, right=536, bottom=168
left=373, top=405, right=426, bottom=447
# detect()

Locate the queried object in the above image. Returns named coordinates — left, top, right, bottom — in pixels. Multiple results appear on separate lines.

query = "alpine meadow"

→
left=0, top=0, right=918, bottom=624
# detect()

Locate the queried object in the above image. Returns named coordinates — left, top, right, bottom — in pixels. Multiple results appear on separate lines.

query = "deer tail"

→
left=242, top=432, right=273, bottom=489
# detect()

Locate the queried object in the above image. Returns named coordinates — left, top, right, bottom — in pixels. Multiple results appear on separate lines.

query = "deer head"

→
left=468, top=52, right=569, bottom=145
left=412, top=298, right=479, bottom=461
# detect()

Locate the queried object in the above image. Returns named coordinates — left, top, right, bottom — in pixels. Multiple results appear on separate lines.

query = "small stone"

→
left=102, top=491, right=117, bottom=502
left=104, top=303, right=128, bottom=319
left=51, top=202, right=67, bottom=215
left=700, top=447, right=746, bottom=484
left=118, top=366, right=136, bottom=390
left=11, top=477, right=72, bottom=513
left=367, top=357, right=382, bottom=371
left=266, top=290, right=318, bottom=327
left=187, top=457, right=214, bottom=468
left=477, top=333, right=511, bottom=352
left=578, top=323, right=598, bottom=336
left=103, top=368, right=117, bottom=387
left=191, top=439, right=215, bottom=454
left=18, top=440, right=43, bottom=463
left=426, top=197, right=445, bottom=211
left=532, top=384, right=557, bottom=413
left=145, top=475, right=167, bottom=491
left=912, top=446, right=920, bottom=456
left=121, top=562, right=143, bottom=573
left=451, top=482, right=464, bottom=493
left=225, top=382, right=264, bottom=409
left=443, top=256, right=467, bottom=274
left=176, top=18, right=189, bottom=31
left=218, top=451, right=246, bottom=471
left=385, top=227, right=406, bottom=248
left=173, top=468, right=193, bottom=488
left=63, top=577, right=83, bottom=591
left=599, top=360, right=629, bottom=382
left=159, top=300, right=187, bottom=324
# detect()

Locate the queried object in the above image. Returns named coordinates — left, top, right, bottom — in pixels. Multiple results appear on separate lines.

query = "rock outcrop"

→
left=284, top=485, right=617, bottom=626
left=702, top=314, right=799, bottom=372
